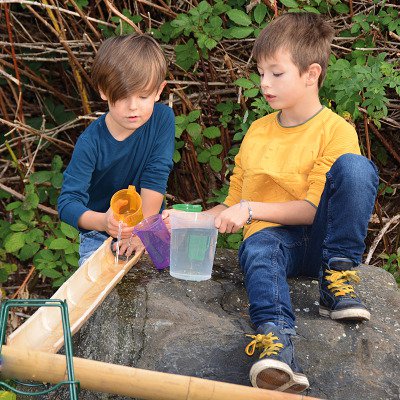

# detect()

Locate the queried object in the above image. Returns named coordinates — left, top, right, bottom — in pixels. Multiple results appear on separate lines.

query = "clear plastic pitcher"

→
left=110, top=185, right=143, bottom=227
left=169, top=212, right=218, bottom=281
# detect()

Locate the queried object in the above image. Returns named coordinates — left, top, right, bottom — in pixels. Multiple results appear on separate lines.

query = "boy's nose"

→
left=127, top=96, right=138, bottom=110
left=260, top=76, right=270, bottom=89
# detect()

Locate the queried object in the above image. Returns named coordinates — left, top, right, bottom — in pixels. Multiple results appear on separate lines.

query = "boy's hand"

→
left=215, top=203, right=249, bottom=233
left=113, top=235, right=144, bottom=258
left=104, top=208, right=134, bottom=238
left=161, top=208, right=180, bottom=232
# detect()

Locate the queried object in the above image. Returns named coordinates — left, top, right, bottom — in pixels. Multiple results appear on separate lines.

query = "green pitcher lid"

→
left=172, top=204, right=203, bottom=212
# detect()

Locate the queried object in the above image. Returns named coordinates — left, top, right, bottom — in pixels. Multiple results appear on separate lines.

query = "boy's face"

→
left=257, top=49, right=318, bottom=113
left=101, top=81, right=166, bottom=140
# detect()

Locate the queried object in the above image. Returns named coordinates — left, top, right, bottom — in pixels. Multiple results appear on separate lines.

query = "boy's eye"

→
left=139, top=95, right=149, bottom=99
left=273, top=73, right=283, bottom=77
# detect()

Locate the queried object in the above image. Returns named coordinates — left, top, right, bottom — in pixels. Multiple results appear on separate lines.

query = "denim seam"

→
left=322, top=171, right=334, bottom=263
left=271, top=245, right=287, bottom=328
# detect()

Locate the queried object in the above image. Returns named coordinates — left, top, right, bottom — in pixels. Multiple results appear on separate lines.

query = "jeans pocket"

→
left=79, top=231, right=108, bottom=266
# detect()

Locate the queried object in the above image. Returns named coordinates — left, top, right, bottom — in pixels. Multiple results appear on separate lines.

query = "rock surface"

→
left=20, top=249, right=400, bottom=399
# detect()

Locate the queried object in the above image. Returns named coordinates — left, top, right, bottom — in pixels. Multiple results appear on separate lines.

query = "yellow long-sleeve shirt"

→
left=224, top=107, right=361, bottom=239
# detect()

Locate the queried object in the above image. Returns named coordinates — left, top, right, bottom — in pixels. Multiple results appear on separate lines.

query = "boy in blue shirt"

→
left=58, top=34, right=175, bottom=264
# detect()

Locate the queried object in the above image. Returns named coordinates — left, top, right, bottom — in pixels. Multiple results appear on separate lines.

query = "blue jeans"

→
left=78, top=230, right=109, bottom=266
left=238, top=154, right=379, bottom=331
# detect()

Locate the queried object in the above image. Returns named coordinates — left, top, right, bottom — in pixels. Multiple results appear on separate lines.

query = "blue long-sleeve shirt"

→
left=58, top=103, right=175, bottom=232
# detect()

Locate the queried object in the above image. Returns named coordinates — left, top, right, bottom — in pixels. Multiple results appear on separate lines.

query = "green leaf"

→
left=10, top=222, right=28, bottom=232
left=0, top=189, right=11, bottom=199
left=51, top=172, right=63, bottom=189
left=60, top=222, right=79, bottom=239
left=63, top=243, right=77, bottom=254
left=303, top=6, right=320, bottom=13
left=254, top=3, right=268, bottom=24
left=29, top=170, right=52, bottom=184
left=210, top=144, right=223, bottom=156
left=280, top=0, right=299, bottom=7
left=244, top=88, right=260, bottom=98
left=197, top=149, right=211, bottom=163
left=40, top=268, right=62, bottom=278
left=25, top=228, right=44, bottom=245
left=187, top=109, right=201, bottom=122
left=175, top=39, right=200, bottom=71
left=226, top=27, right=254, bottom=39
left=18, top=210, right=35, bottom=224
left=22, top=192, right=39, bottom=210
left=227, top=233, right=242, bottom=243
left=334, top=3, right=350, bottom=13
left=4, top=232, right=26, bottom=253
left=49, top=238, right=71, bottom=250
left=173, top=149, right=181, bottom=163
left=34, top=249, right=55, bottom=263
left=5, top=201, right=22, bottom=211
left=0, top=390, right=17, bottom=399
left=0, top=220, right=10, bottom=239
left=227, top=9, right=252, bottom=26
left=19, top=243, right=40, bottom=261
left=203, top=126, right=221, bottom=139
left=186, top=123, right=202, bottom=136
left=209, top=156, right=222, bottom=172
left=65, top=254, right=79, bottom=267
left=234, top=78, right=254, bottom=89
left=53, top=276, right=68, bottom=287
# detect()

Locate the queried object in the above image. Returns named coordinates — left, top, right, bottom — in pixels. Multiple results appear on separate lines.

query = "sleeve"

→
left=140, top=106, right=175, bottom=194
left=57, top=136, right=97, bottom=229
left=223, top=147, right=244, bottom=207
left=306, top=122, right=361, bottom=207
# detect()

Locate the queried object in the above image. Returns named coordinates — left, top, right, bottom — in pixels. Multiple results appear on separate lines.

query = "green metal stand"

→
left=0, top=299, right=80, bottom=398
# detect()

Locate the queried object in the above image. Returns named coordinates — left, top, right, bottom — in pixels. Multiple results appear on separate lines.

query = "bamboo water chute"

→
left=0, top=345, right=321, bottom=400
left=7, top=237, right=142, bottom=353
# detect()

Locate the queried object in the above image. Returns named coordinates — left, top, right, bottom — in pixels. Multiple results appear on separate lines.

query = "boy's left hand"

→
left=113, top=235, right=144, bottom=258
left=215, top=203, right=249, bottom=233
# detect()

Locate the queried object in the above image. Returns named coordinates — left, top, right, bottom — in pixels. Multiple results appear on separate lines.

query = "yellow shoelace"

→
left=245, top=332, right=284, bottom=359
left=325, top=269, right=360, bottom=297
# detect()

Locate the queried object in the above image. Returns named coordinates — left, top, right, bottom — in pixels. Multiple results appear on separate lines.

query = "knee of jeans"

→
left=330, top=154, right=379, bottom=188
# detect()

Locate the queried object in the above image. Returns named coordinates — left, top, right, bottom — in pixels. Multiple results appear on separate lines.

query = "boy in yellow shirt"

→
left=208, top=13, right=378, bottom=393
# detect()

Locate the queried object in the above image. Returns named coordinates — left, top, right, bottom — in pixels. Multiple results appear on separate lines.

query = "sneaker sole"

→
left=319, top=306, right=370, bottom=321
left=249, top=359, right=309, bottom=393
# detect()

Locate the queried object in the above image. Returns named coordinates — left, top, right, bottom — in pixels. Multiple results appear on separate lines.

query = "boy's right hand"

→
left=214, top=203, right=249, bottom=233
left=104, top=208, right=134, bottom=238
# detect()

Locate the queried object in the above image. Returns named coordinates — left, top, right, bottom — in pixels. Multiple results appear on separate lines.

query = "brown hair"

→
left=252, top=13, right=335, bottom=88
left=91, top=34, right=167, bottom=104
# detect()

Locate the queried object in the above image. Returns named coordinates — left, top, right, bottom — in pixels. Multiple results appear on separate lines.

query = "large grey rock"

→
left=50, top=250, right=400, bottom=399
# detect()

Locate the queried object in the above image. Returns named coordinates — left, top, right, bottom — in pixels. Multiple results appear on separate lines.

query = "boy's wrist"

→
left=240, top=200, right=253, bottom=225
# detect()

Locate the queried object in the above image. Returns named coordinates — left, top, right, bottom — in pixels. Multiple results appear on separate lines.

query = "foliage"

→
left=0, top=156, right=79, bottom=287
left=379, top=247, right=400, bottom=286
left=0, top=391, right=16, bottom=400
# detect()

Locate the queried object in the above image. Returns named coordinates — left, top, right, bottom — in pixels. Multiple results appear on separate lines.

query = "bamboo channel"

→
left=7, top=237, right=143, bottom=353
left=0, top=345, right=321, bottom=400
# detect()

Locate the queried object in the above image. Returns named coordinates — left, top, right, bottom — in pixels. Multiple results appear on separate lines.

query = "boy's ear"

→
left=99, top=90, right=108, bottom=101
left=306, top=63, right=322, bottom=86
left=155, top=80, right=167, bottom=101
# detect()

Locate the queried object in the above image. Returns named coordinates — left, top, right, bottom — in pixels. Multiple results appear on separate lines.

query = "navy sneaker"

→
left=319, top=261, right=370, bottom=321
left=245, top=323, right=309, bottom=393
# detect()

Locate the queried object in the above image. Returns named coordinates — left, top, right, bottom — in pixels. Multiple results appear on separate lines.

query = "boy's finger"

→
left=161, top=210, right=169, bottom=219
